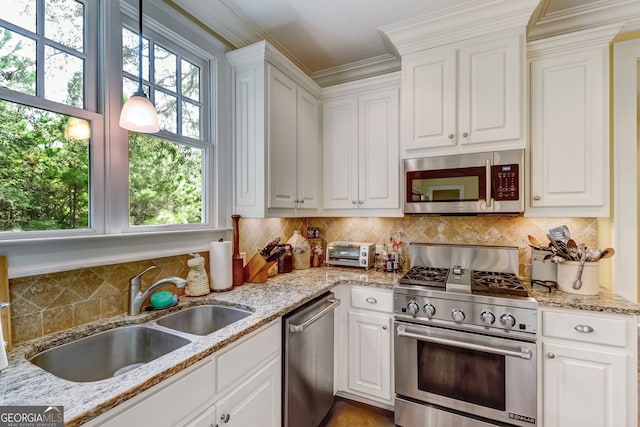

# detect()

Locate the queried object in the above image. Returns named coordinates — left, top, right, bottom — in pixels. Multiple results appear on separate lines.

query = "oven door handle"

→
left=397, top=325, right=532, bottom=360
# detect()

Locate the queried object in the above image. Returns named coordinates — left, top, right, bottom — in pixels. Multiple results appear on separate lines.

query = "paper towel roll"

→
left=0, top=314, right=8, bottom=371
left=209, top=241, right=232, bottom=291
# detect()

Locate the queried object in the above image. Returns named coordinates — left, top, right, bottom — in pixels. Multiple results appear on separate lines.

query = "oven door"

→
left=395, top=320, right=537, bottom=426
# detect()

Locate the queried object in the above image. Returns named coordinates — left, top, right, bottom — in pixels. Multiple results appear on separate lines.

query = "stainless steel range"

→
left=394, top=243, right=538, bottom=427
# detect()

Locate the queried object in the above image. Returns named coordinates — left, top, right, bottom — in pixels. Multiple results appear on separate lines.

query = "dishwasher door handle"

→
left=289, top=298, right=341, bottom=333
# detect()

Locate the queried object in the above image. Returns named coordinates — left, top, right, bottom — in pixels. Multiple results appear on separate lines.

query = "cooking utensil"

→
left=586, top=248, right=601, bottom=262
left=548, top=225, right=570, bottom=243
left=260, top=237, right=281, bottom=257
left=528, top=234, right=547, bottom=249
left=572, top=248, right=588, bottom=290
left=599, top=247, right=615, bottom=260
left=566, top=239, right=579, bottom=261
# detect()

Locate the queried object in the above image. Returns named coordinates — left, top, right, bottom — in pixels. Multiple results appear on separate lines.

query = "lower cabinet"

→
left=215, top=356, right=281, bottom=427
left=334, top=285, right=393, bottom=407
left=539, top=308, right=637, bottom=427
left=85, top=320, right=281, bottom=427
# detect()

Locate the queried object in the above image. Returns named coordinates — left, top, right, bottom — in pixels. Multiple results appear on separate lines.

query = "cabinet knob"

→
left=352, top=200, right=357, bottom=205
left=382, top=325, right=387, bottom=330
left=462, top=132, right=469, bottom=138
left=220, top=413, right=230, bottom=423
left=358, top=200, right=364, bottom=204
left=299, top=200, right=304, bottom=204
left=547, top=353, right=556, bottom=359
left=294, top=200, right=299, bottom=204
left=533, top=195, right=541, bottom=201
left=448, top=133, right=454, bottom=139
left=365, top=297, right=377, bottom=304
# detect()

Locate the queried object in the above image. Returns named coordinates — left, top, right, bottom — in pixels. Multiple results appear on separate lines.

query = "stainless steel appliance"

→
left=404, top=149, right=524, bottom=214
left=326, top=241, right=376, bottom=269
left=394, top=243, right=538, bottom=427
left=283, top=292, right=341, bottom=427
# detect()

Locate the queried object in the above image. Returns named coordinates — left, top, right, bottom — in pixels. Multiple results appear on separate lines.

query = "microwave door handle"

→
left=396, top=325, right=532, bottom=360
left=485, top=158, right=492, bottom=208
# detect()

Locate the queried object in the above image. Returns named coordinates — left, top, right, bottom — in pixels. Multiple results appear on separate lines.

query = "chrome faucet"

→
left=128, top=265, right=187, bottom=315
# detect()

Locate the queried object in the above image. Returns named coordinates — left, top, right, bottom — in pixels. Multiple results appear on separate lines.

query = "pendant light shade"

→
left=119, top=0, right=160, bottom=133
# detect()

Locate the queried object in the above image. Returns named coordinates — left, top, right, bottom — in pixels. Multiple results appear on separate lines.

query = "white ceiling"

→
left=227, top=0, right=469, bottom=73
left=171, top=0, right=640, bottom=86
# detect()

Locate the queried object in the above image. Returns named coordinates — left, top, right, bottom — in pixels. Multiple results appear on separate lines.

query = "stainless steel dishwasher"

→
left=283, top=292, right=341, bottom=427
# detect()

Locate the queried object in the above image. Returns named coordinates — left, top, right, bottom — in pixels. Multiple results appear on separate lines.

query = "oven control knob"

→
left=407, top=301, right=420, bottom=317
left=451, top=308, right=465, bottom=322
left=500, top=313, right=516, bottom=329
left=423, top=303, right=436, bottom=318
left=480, top=310, right=495, bottom=325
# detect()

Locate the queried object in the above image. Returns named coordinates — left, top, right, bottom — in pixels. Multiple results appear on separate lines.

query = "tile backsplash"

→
left=9, top=215, right=596, bottom=345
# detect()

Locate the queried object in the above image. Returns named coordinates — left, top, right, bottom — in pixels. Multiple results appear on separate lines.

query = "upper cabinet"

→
left=322, top=73, right=401, bottom=216
left=380, top=0, right=538, bottom=159
left=401, top=29, right=525, bottom=158
left=227, top=41, right=322, bottom=218
left=526, top=26, right=620, bottom=218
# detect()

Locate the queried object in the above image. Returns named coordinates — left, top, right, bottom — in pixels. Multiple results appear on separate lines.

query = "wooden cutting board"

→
left=0, top=256, right=11, bottom=352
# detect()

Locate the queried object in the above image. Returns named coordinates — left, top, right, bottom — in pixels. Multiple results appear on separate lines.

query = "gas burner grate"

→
left=399, top=266, right=449, bottom=288
left=471, top=271, right=528, bottom=297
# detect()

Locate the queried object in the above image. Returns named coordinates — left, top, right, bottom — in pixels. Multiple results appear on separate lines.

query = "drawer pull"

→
left=547, top=353, right=556, bottom=359
left=574, top=324, right=594, bottom=333
left=365, top=297, right=378, bottom=304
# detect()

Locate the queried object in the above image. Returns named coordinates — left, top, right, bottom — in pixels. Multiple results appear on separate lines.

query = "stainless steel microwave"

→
left=404, top=149, right=524, bottom=214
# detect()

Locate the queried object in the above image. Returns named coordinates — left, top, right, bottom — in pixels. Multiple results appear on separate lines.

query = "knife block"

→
left=244, top=253, right=277, bottom=283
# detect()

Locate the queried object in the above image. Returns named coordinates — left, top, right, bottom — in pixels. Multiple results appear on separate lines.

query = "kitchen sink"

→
left=155, top=304, right=251, bottom=336
left=29, top=325, right=191, bottom=382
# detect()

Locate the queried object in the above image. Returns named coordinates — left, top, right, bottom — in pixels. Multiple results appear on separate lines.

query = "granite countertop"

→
left=1, top=266, right=638, bottom=426
left=0, top=267, right=399, bottom=426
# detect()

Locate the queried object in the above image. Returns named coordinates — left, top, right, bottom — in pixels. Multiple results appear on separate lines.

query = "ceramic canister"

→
left=287, top=230, right=310, bottom=270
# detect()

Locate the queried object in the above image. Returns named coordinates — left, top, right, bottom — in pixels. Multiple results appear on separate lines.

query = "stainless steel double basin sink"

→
left=29, top=304, right=252, bottom=382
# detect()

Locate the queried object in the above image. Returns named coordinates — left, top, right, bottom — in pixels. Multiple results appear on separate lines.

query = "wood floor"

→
left=319, top=397, right=395, bottom=427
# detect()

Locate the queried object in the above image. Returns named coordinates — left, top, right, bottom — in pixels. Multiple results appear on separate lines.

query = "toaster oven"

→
left=326, top=242, right=376, bottom=269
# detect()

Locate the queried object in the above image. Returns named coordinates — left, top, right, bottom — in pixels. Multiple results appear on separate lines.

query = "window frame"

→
left=118, top=2, right=216, bottom=234
left=0, top=0, right=231, bottom=277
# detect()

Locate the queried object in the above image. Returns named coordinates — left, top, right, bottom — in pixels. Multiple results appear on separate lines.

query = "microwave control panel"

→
left=492, top=164, right=519, bottom=201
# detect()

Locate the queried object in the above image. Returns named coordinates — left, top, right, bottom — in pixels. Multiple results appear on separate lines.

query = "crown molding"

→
left=321, top=71, right=400, bottom=100
left=311, top=54, right=400, bottom=87
left=527, top=23, right=624, bottom=59
left=379, top=0, right=538, bottom=56
left=528, top=0, right=640, bottom=41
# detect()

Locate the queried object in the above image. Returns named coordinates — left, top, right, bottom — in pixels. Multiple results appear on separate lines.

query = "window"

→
left=0, top=0, right=97, bottom=235
left=121, top=19, right=209, bottom=228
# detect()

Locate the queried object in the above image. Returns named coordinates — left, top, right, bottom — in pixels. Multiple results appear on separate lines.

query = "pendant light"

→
left=119, top=0, right=160, bottom=133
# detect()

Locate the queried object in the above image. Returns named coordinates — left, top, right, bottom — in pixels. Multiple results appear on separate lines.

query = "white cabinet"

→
left=539, top=308, right=637, bottom=427
left=216, top=356, right=281, bottom=427
left=400, top=29, right=525, bottom=158
left=333, top=285, right=394, bottom=407
left=227, top=41, right=321, bottom=218
left=347, top=311, right=392, bottom=401
left=85, top=320, right=282, bottom=427
left=322, top=73, right=401, bottom=216
left=527, top=26, right=616, bottom=217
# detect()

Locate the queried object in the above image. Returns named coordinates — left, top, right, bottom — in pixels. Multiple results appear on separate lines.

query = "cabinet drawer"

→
left=351, top=287, right=393, bottom=313
left=542, top=310, right=628, bottom=347
left=217, top=320, right=281, bottom=392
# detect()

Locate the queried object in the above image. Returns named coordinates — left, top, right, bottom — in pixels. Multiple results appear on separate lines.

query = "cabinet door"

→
left=183, top=406, right=216, bottom=427
left=296, top=87, right=321, bottom=209
left=358, top=88, right=400, bottom=209
left=347, top=311, right=392, bottom=402
left=322, top=97, right=359, bottom=209
left=458, top=33, right=522, bottom=145
left=543, top=341, right=626, bottom=427
left=529, top=48, right=607, bottom=213
left=400, top=47, right=456, bottom=156
left=217, top=356, right=281, bottom=427
left=267, top=65, right=298, bottom=209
